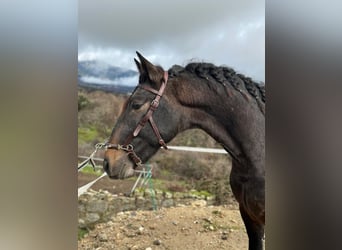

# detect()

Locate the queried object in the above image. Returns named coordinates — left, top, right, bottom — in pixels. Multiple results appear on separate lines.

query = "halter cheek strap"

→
left=132, top=71, right=168, bottom=149
left=105, top=71, right=169, bottom=168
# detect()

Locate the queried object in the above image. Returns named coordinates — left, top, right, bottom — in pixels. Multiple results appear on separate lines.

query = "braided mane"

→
left=169, top=63, right=265, bottom=114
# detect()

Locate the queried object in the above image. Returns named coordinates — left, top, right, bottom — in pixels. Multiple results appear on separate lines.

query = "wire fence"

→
left=78, top=146, right=228, bottom=197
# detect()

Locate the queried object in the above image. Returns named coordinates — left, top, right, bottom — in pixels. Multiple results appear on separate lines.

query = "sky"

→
left=78, top=0, right=265, bottom=82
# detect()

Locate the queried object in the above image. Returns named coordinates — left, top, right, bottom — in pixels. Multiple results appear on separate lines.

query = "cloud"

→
left=78, top=48, right=137, bottom=70
left=79, top=0, right=264, bottom=81
left=80, top=75, right=138, bottom=86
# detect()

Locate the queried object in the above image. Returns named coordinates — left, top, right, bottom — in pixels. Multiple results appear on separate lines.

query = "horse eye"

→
left=132, top=102, right=143, bottom=110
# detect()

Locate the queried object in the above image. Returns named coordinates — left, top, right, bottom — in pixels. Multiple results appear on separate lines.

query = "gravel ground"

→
left=78, top=203, right=247, bottom=250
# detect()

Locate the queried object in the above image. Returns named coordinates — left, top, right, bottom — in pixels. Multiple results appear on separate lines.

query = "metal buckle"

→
left=151, top=99, right=159, bottom=106
left=118, top=144, right=134, bottom=152
left=150, top=99, right=159, bottom=110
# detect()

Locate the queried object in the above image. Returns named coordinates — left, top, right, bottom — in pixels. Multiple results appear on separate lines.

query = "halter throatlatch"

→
left=105, top=71, right=169, bottom=168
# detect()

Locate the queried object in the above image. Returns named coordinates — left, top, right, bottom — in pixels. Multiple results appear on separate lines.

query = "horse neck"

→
left=173, top=77, right=265, bottom=169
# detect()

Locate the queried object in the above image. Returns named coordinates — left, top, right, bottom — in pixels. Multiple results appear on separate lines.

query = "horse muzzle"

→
left=103, top=152, right=135, bottom=179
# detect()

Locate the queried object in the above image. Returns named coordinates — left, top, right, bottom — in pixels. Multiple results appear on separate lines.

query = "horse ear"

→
left=134, top=58, right=143, bottom=74
left=136, top=51, right=164, bottom=86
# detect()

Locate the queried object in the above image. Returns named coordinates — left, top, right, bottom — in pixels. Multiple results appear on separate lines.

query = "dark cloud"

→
left=79, top=0, right=264, bottom=81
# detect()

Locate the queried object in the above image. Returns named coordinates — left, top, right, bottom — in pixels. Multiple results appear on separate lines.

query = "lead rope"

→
left=146, top=162, right=157, bottom=211
left=127, top=162, right=157, bottom=210
left=78, top=142, right=106, bottom=171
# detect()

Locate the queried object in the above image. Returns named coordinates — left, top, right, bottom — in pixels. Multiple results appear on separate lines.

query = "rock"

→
left=89, top=231, right=97, bottom=237
left=135, top=196, right=146, bottom=209
left=221, top=231, right=229, bottom=240
left=103, top=190, right=110, bottom=195
left=121, top=197, right=136, bottom=211
left=145, top=247, right=152, bottom=250
left=143, top=198, right=156, bottom=210
left=78, top=204, right=86, bottom=212
left=87, top=200, right=108, bottom=213
left=78, top=188, right=222, bottom=237
left=86, top=213, right=100, bottom=224
left=161, top=199, right=174, bottom=208
left=205, top=195, right=215, bottom=201
left=203, top=217, right=213, bottom=224
left=78, top=219, right=86, bottom=228
left=153, top=239, right=162, bottom=245
left=97, top=233, right=108, bottom=242
left=88, top=189, right=96, bottom=195
left=164, top=191, right=173, bottom=199
left=144, top=189, right=156, bottom=198
left=126, top=232, right=136, bottom=238
left=206, top=196, right=216, bottom=205
left=191, top=200, right=207, bottom=207
left=172, top=192, right=184, bottom=199
left=176, top=204, right=186, bottom=207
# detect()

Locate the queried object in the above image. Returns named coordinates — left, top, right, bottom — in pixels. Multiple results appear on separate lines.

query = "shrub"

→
left=78, top=95, right=90, bottom=111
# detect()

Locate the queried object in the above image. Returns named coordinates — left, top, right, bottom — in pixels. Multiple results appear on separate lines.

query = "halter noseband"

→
left=105, top=71, right=169, bottom=168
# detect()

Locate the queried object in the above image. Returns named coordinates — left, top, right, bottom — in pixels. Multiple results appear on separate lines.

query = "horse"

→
left=103, top=52, right=265, bottom=250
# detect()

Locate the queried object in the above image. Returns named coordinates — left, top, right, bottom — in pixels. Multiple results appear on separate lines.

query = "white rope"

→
left=77, top=146, right=228, bottom=163
left=166, top=146, right=227, bottom=154
left=78, top=172, right=107, bottom=197
left=78, top=156, right=103, bottom=162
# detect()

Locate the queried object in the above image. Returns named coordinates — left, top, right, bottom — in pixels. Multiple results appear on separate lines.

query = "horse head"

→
left=103, top=52, right=182, bottom=179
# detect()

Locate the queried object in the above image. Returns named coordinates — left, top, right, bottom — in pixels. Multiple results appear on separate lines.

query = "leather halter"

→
left=105, top=71, right=169, bottom=168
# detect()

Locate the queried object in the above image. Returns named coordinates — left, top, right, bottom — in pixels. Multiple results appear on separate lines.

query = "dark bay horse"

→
left=103, top=52, right=265, bottom=250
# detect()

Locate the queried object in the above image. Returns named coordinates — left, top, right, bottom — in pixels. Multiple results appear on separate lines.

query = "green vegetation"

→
left=79, top=165, right=103, bottom=177
left=151, top=178, right=189, bottom=192
left=78, top=95, right=90, bottom=111
left=190, top=190, right=212, bottom=197
left=78, top=228, right=88, bottom=240
left=212, top=210, right=223, bottom=217
left=78, top=127, right=99, bottom=144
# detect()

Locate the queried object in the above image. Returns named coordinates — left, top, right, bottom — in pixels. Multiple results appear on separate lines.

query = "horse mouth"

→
left=107, top=163, right=135, bottom=179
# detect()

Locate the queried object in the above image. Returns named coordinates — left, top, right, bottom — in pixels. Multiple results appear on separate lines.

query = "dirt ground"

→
left=78, top=204, right=247, bottom=250
left=78, top=173, right=251, bottom=250
left=78, top=172, right=137, bottom=195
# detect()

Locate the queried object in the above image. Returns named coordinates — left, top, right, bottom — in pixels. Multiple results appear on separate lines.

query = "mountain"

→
left=78, top=60, right=138, bottom=81
left=78, top=60, right=138, bottom=93
left=78, top=79, right=135, bottom=94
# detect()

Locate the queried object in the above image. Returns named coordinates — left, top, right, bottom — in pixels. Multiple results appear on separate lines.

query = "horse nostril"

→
left=103, top=158, right=109, bottom=172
